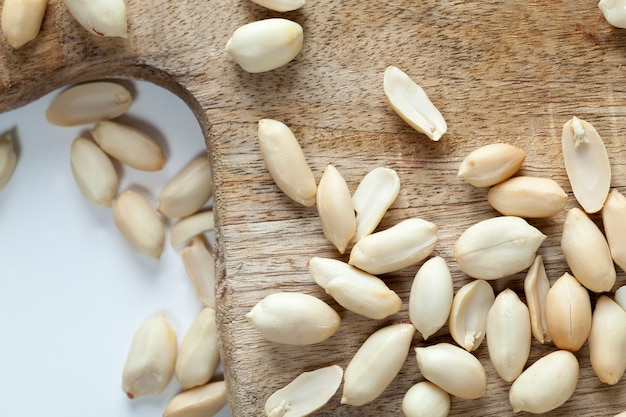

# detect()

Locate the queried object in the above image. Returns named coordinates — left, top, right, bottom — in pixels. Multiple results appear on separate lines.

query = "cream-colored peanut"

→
left=453, top=216, right=546, bottom=280
left=181, top=237, right=216, bottom=308
left=225, top=18, right=303, bottom=73
left=122, top=314, right=177, bottom=399
left=561, top=207, right=616, bottom=293
left=307, top=256, right=376, bottom=288
left=545, top=272, right=592, bottom=352
left=246, top=292, right=340, bottom=345
left=317, top=164, right=356, bottom=254
left=250, top=0, right=305, bottom=12
left=0, top=132, right=17, bottom=190
left=457, top=143, right=526, bottom=187
left=45, top=81, right=132, bottom=126
left=1, top=0, right=47, bottom=49
left=352, top=167, right=400, bottom=242
left=600, top=0, right=626, bottom=29
left=602, top=189, right=626, bottom=273
left=163, top=381, right=228, bottom=417
left=348, top=217, right=437, bottom=275
left=157, top=155, right=213, bottom=219
left=258, top=119, right=317, bottom=207
left=486, top=289, right=531, bottom=382
left=588, top=295, right=626, bottom=385
left=62, top=0, right=127, bottom=37
left=170, top=210, right=215, bottom=248
left=70, top=136, right=118, bottom=207
left=324, top=275, right=402, bottom=320
left=487, top=176, right=567, bottom=218
left=383, top=66, right=447, bottom=141
left=175, top=307, right=220, bottom=390
left=448, top=279, right=495, bottom=352
left=562, top=116, right=611, bottom=214
left=415, top=342, right=487, bottom=400
left=265, top=365, right=343, bottom=417
left=91, top=120, right=165, bottom=171
left=113, top=190, right=165, bottom=259
left=401, top=381, right=450, bottom=417
left=616, top=285, right=626, bottom=311
left=409, top=256, right=453, bottom=340
left=523, top=255, right=551, bottom=344
left=341, top=323, right=415, bottom=406
left=509, top=350, right=579, bottom=414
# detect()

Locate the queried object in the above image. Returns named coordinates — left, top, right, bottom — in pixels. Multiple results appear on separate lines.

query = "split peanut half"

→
left=181, top=237, right=216, bottom=308
left=523, top=255, right=552, bottom=344
left=561, top=207, right=616, bottom=293
left=91, top=120, right=166, bottom=171
left=509, top=350, right=579, bottom=414
left=602, top=188, right=626, bottom=273
left=401, top=381, right=450, bottom=417
left=157, top=155, right=213, bottom=219
left=0, top=132, right=17, bottom=190
left=383, top=66, right=447, bottom=141
left=348, top=217, right=438, bottom=275
left=448, top=279, right=495, bottom=352
left=163, top=380, right=228, bottom=417
left=258, top=118, right=317, bottom=207
left=487, top=176, right=567, bottom=218
left=46, top=81, right=132, bottom=126
left=457, top=143, right=525, bottom=187
left=225, top=18, right=303, bottom=73
left=265, top=365, right=343, bottom=417
left=453, top=216, right=546, bottom=280
left=588, top=295, right=626, bottom=385
left=341, top=323, right=415, bottom=406
left=409, top=256, right=454, bottom=340
left=69, top=136, right=119, bottom=207
left=62, top=0, right=127, bottom=37
left=317, top=164, right=356, bottom=254
left=562, top=116, right=611, bottom=214
left=246, top=292, right=341, bottom=345
left=351, top=167, right=400, bottom=242
left=122, top=314, right=177, bottom=399
left=1, top=0, right=47, bottom=49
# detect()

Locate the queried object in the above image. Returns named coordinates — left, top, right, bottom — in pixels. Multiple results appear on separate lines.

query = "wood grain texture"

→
left=3, top=0, right=626, bottom=415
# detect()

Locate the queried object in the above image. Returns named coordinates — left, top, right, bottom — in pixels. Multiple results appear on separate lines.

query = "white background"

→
left=0, top=80, right=230, bottom=417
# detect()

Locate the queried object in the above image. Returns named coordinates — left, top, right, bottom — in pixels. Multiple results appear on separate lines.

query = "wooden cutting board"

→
left=3, top=0, right=626, bottom=415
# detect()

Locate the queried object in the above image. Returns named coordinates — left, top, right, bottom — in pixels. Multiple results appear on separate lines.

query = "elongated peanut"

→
left=523, top=255, right=551, bottom=344
left=324, top=275, right=402, bottom=320
left=113, top=190, right=165, bottom=259
left=545, top=272, right=592, bottom=352
left=122, top=314, right=177, bottom=399
left=70, top=136, right=118, bottom=207
left=409, top=256, right=453, bottom=340
left=600, top=0, right=626, bottom=29
left=225, top=18, right=303, bottom=73
left=175, top=307, right=220, bottom=390
left=352, top=167, right=400, bottom=242
left=181, top=237, right=216, bottom=308
left=448, top=279, right=495, bottom=352
left=457, top=143, right=525, bottom=187
left=163, top=380, right=228, bottom=417
left=509, top=350, right=579, bottom=414
left=0, top=132, right=17, bottom=190
left=561, top=207, right=615, bottom=293
left=170, top=210, right=215, bottom=248
left=91, top=120, right=165, bottom=171
left=157, top=155, right=213, bottom=219
left=62, top=0, right=127, bottom=37
left=602, top=189, right=626, bottom=273
left=588, top=295, right=626, bottom=385
left=1, top=0, right=47, bottom=49
left=402, top=381, right=450, bottom=417
left=46, top=81, right=132, bottom=126
left=453, top=216, right=545, bottom=280
left=486, top=289, right=531, bottom=382
left=317, top=164, right=356, bottom=254
left=265, top=365, right=343, bottom=417
left=383, top=66, right=447, bottom=141
left=487, top=176, right=567, bottom=218
left=258, top=119, right=317, bottom=207
left=415, top=342, right=487, bottom=400
left=349, top=217, right=437, bottom=275
left=246, top=292, right=340, bottom=345
left=562, top=116, right=611, bottom=213
left=250, top=0, right=305, bottom=12
left=341, top=323, right=415, bottom=406
left=307, top=256, right=376, bottom=288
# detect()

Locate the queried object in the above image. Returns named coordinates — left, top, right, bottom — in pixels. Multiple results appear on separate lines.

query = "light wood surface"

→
left=3, top=0, right=626, bottom=415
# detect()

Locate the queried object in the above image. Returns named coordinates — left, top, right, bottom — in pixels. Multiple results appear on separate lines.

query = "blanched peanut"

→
left=487, top=176, right=567, bottom=218
left=352, top=167, right=400, bottom=242
left=163, top=381, right=228, bottom=417
left=157, top=155, right=213, bottom=219
left=457, top=143, right=525, bottom=187
left=317, top=164, right=356, bottom=254
left=70, top=136, right=118, bottom=207
left=448, top=279, right=495, bottom=352
left=523, top=255, right=551, bottom=344
left=401, top=381, right=450, bottom=417
left=588, top=295, right=626, bottom=385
